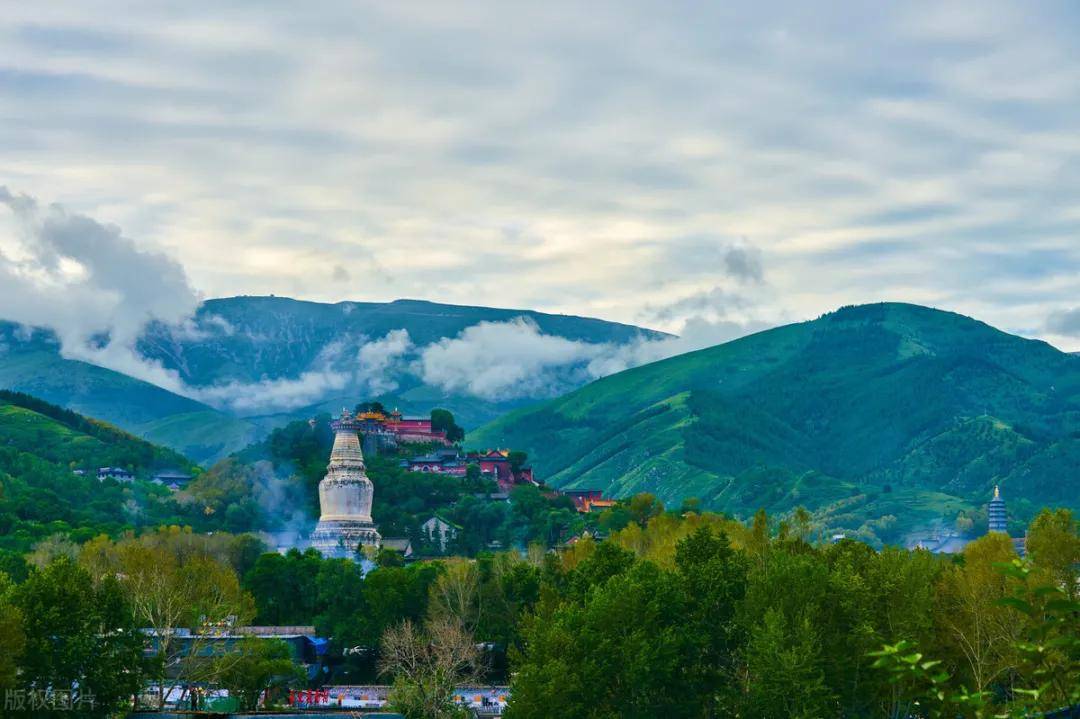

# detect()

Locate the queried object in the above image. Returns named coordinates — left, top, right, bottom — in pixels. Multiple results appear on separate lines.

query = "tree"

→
left=428, top=558, right=482, bottom=632
left=679, top=496, right=702, bottom=514
left=1025, top=507, right=1080, bottom=599
left=510, top=562, right=714, bottom=719
left=674, top=528, right=747, bottom=710
left=0, top=572, right=25, bottom=691
left=15, top=556, right=145, bottom=716
left=213, top=638, right=303, bottom=710
left=356, top=401, right=387, bottom=415
left=507, top=450, right=528, bottom=474
left=933, top=533, right=1021, bottom=693
left=313, top=558, right=366, bottom=648
left=243, top=548, right=323, bottom=624
left=628, top=492, right=664, bottom=527
left=431, top=409, right=465, bottom=444
left=745, top=609, right=834, bottom=719
left=379, top=617, right=484, bottom=719
left=80, top=531, right=256, bottom=709
left=377, top=547, right=406, bottom=568
left=355, top=563, right=442, bottom=649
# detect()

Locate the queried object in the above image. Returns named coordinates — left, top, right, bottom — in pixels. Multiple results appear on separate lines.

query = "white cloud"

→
left=3, top=2, right=1080, bottom=358
left=357, top=328, right=414, bottom=395
left=0, top=186, right=199, bottom=392
left=415, top=315, right=774, bottom=400
left=189, top=340, right=351, bottom=414
left=418, top=318, right=594, bottom=400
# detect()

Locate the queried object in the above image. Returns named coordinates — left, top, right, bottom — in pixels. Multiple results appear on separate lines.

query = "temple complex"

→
left=310, top=410, right=381, bottom=558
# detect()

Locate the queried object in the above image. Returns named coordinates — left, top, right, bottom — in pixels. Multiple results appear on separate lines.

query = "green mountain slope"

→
left=0, top=331, right=257, bottom=465
left=0, top=391, right=206, bottom=553
left=471, top=303, right=1080, bottom=541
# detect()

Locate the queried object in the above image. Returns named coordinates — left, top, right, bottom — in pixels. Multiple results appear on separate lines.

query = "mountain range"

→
left=471, top=303, right=1080, bottom=543
left=0, top=297, right=665, bottom=462
left=3, top=297, right=1079, bottom=543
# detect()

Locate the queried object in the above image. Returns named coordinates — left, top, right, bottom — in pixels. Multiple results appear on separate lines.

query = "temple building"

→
left=310, top=410, right=381, bottom=558
left=988, top=485, right=1007, bottom=533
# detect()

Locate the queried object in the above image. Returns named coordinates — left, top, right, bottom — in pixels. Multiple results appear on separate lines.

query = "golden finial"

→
left=993, top=485, right=1000, bottom=499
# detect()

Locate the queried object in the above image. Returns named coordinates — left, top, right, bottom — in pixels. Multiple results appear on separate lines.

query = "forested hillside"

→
left=472, top=303, right=1080, bottom=544
left=0, top=391, right=204, bottom=555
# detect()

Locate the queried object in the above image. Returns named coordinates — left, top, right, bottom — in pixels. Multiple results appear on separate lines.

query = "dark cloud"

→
left=643, top=287, right=750, bottom=324
left=723, top=245, right=764, bottom=283
left=1047, top=308, right=1080, bottom=337
left=659, top=237, right=765, bottom=284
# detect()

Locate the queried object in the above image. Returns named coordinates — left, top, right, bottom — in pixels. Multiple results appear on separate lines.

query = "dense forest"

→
left=0, top=503, right=1076, bottom=717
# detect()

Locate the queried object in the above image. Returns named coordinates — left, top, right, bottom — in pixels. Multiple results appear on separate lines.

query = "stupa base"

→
left=310, top=519, right=381, bottom=559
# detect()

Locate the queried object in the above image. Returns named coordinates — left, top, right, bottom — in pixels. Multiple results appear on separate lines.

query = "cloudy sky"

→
left=3, top=1, right=1080, bottom=350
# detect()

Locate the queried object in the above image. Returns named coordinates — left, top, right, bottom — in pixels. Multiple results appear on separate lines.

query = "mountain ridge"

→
left=470, top=302, right=1080, bottom=543
left=0, top=296, right=668, bottom=463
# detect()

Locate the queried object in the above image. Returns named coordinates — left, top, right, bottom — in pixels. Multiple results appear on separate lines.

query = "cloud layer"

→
left=2, top=1, right=1080, bottom=354
left=0, top=187, right=199, bottom=391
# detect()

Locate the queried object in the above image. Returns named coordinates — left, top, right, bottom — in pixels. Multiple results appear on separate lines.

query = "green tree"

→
left=213, top=638, right=303, bottom=710
left=243, top=548, right=323, bottom=624
left=509, top=561, right=712, bottom=719
left=1025, top=507, right=1080, bottom=599
left=628, top=492, right=664, bottom=527
left=14, top=557, right=145, bottom=716
left=745, top=608, right=834, bottom=719
left=0, top=572, right=25, bottom=692
left=674, top=528, right=747, bottom=710
left=507, top=450, right=528, bottom=474
left=313, top=558, right=367, bottom=647
left=431, top=409, right=465, bottom=444
left=377, top=547, right=406, bottom=568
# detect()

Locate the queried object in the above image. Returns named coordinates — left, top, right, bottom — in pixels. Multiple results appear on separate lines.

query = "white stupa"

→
left=310, top=410, right=381, bottom=558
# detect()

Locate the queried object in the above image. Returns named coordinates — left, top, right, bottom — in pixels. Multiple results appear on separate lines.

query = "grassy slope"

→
left=0, top=391, right=195, bottom=474
left=0, top=348, right=254, bottom=465
left=133, top=411, right=257, bottom=467
left=471, top=303, right=1080, bottom=537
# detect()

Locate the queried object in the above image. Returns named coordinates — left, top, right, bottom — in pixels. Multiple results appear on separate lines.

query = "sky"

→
left=3, top=1, right=1080, bottom=353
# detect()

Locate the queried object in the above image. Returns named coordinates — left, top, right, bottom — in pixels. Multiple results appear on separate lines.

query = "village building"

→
left=421, top=515, right=460, bottom=552
left=560, top=488, right=617, bottom=513
left=97, top=466, right=134, bottom=482
left=152, top=469, right=193, bottom=491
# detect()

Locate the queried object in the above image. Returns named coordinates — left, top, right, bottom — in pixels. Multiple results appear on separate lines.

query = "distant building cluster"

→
left=71, top=467, right=193, bottom=491
left=95, top=466, right=133, bottom=482
left=355, top=409, right=451, bottom=445
left=908, top=485, right=1026, bottom=556
left=559, top=488, right=617, bottom=513
left=402, top=448, right=536, bottom=491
